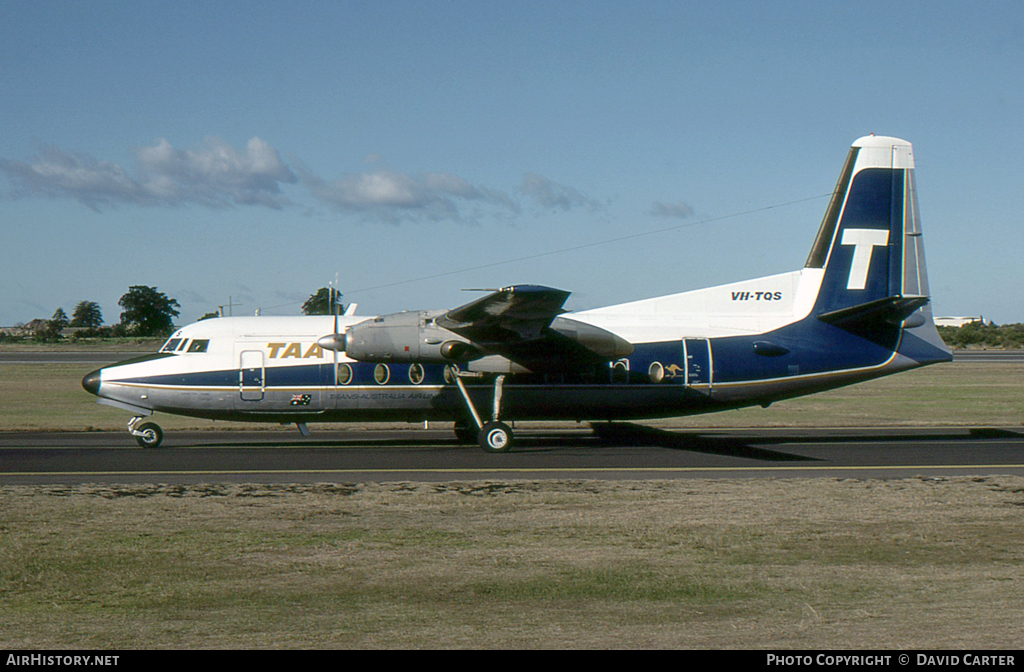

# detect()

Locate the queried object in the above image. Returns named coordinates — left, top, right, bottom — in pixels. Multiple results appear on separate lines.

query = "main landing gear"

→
left=479, top=420, right=513, bottom=452
left=129, top=416, right=163, bottom=448
left=449, top=367, right=514, bottom=453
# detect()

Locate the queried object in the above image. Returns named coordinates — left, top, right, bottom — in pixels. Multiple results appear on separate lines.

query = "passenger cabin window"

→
left=161, top=338, right=182, bottom=353
left=186, top=339, right=210, bottom=353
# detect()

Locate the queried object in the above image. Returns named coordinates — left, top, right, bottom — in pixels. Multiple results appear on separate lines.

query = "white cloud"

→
left=1, top=138, right=606, bottom=225
left=138, top=137, right=297, bottom=208
left=649, top=200, right=695, bottom=219
left=302, top=167, right=518, bottom=224
left=0, top=137, right=297, bottom=211
left=518, top=173, right=602, bottom=213
left=0, top=145, right=151, bottom=211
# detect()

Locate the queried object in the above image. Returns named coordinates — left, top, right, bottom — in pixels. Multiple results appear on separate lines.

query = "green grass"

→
left=2, top=353, right=1024, bottom=648
left=2, top=479, right=1024, bottom=648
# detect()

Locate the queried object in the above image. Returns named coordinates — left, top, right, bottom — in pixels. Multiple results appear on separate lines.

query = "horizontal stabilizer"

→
left=817, top=295, right=929, bottom=331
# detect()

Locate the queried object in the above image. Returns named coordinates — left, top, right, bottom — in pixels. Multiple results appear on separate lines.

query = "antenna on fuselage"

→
left=329, top=273, right=346, bottom=339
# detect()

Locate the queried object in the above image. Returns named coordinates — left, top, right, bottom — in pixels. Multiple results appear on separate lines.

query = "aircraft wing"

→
left=436, top=285, right=632, bottom=373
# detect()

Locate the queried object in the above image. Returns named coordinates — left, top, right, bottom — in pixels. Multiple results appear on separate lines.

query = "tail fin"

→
left=806, top=135, right=949, bottom=361
left=807, top=136, right=928, bottom=316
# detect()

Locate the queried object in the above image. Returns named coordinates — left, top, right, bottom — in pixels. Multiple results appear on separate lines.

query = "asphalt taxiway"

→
left=2, top=424, right=1023, bottom=484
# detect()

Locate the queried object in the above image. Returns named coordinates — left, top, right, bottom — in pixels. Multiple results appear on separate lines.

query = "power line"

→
left=346, top=193, right=831, bottom=296
left=257, top=192, right=830, bottom=313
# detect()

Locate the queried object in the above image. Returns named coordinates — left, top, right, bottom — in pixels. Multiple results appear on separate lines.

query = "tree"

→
left=70, top=300, right=104, bottom=331
left=40, top=307, right=69, bottom=340
left=118, top=286, right=181, bottom=337
left=50, top=307, right=69, bottom=331
left=301, top=287, right=344, bottom=316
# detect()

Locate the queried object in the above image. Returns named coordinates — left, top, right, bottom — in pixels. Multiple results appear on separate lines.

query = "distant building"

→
left=935, top=316, right=984, bottom=328
left=0, top=319, right=50, bottom=337
left=0, top=319, right=83, bottom=338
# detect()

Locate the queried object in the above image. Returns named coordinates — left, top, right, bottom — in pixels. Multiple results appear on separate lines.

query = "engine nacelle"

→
left=550, top=317, right=634, bottom=359
left=319, top=310, right=482, bottom=363
left=317, top=311, right=632, bottom=367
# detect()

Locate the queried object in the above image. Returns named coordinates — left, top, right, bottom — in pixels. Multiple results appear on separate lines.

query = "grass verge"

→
left=2, top=355, right=1023, bottom=648
left=2, top=478, right=1024, bottom=648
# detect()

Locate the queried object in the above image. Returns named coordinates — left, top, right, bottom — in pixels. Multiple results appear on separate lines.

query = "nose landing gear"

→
left=129, top=416, right=163, bottom=448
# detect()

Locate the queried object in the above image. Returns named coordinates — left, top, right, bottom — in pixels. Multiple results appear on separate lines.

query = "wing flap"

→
left=438, top=285, right=571, bottom=341
left=438, top=285, right=632, bottom=372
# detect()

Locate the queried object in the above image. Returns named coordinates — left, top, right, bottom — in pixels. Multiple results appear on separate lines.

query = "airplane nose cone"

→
left=82, top=368, right=102, bottom=396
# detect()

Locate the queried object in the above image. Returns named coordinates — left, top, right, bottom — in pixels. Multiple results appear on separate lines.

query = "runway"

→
left=2, top=424, right=1023, bottom=484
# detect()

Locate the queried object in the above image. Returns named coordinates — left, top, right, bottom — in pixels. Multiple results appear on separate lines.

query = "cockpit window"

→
left=186, top=339, right=210, bottom=353
left=161, top=338, right=183, bottom=353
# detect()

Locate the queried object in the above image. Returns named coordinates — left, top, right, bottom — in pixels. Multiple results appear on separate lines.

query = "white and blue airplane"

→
left=83, top=136, right=951, bottom=452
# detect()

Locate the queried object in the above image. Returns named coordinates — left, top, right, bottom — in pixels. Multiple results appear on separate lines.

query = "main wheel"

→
left=479, top=421, right=513, bottom=453
left=134, top=422, right=163, bottom=448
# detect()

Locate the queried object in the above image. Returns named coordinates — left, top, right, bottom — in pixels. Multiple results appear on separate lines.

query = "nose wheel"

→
left=129, top=416, right=163, bottom=448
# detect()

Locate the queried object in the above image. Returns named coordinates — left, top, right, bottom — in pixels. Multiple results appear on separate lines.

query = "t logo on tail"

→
left=840, top=228, right=889, bottom=290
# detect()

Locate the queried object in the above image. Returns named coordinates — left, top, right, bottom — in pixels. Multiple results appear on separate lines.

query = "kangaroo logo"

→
left=840, top=228, right=889, bottom=290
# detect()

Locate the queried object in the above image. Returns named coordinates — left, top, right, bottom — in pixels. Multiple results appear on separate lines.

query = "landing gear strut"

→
left=449, top=368, right=514, bottom=453
left=129, top=416, right=163, bottom=448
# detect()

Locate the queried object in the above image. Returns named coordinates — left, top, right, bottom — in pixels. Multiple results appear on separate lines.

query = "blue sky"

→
left=2, top=1, right=1022, bottom=327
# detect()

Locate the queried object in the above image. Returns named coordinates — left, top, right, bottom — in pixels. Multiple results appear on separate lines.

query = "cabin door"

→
left=239, top=350, right=265, bottom=401
left=682, top=338, right=712, bottom=393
